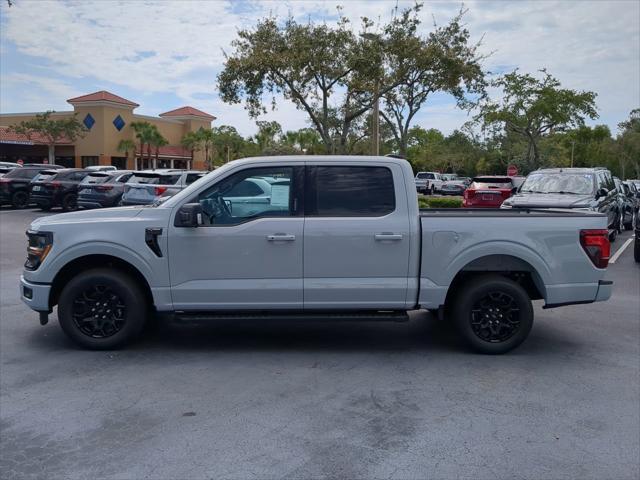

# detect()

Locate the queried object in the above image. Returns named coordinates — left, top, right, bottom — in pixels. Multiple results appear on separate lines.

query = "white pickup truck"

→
left=20, top=156, right=613, bottom=353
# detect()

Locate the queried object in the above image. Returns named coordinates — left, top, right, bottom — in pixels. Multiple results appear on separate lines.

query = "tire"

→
left=634, top=236, right=640, bottom=263
left=430, top=186, right=435, bottom=195
left=57, top=268, right=148, bottom=350
left=61, top=193, right=78, bottom=212
left=623, top=211, right=633, bottom=230
left=452, top=274, right=534, bottom=354
left=11, top=190, right=28, bottom=209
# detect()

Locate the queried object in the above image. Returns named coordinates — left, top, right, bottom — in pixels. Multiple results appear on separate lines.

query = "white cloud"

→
left=0, top=0, right=638, bottom=136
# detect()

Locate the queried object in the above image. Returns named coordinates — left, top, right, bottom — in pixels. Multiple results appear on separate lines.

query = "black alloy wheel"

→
left=453, top=274, right=534, bottom=354
left=72, top=285, right=126, bottom=338
left=470, top=291, right=521, bottom=343
left=62, top=193, right=78, bottom=211
left=57, top=268, right=147, bottom=349
left=11, top=190, right=28, bottom=209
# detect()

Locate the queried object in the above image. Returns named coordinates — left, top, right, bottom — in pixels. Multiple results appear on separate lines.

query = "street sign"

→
left=507, top=164, right=518, bottom=176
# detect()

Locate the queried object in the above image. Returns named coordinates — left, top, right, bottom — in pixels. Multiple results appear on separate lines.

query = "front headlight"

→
left=25, top=230, right=53, bottom=271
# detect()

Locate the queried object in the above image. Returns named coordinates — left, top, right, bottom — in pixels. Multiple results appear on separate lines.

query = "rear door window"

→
left=307, top=166, right=395, bottom=217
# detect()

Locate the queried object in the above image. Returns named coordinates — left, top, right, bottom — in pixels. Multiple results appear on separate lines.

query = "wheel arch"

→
left=49, top=254, right=154, bottom=310
left=444, top=253, right=547, bottom=309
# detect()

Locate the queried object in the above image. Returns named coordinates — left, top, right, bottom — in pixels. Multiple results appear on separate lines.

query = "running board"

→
left=169, top=310, right=410, bottom=323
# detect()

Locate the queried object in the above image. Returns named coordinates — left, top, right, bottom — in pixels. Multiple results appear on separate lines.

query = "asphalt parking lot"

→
left=1, top=207, right=638, bottom=480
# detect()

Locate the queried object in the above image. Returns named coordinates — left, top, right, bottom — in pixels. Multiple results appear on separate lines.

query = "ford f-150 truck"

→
left=20, top=156, right=613, bottom=354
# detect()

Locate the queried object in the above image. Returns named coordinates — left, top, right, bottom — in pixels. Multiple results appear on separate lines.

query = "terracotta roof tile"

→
left=67, top=90, right=139, bottom=107
left=0, top=126, right=74, bottom=145
left=159, top=106, right=215, bottom=120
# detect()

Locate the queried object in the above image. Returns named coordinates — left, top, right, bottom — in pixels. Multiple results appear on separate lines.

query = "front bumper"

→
left=20, top=275, right=51, bottom=312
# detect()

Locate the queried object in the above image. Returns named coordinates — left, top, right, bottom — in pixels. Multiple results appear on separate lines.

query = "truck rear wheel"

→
left=11, top=190, right=28, bottom=209
left=57, top=268, right=147, bottom=350
left=452, top=274, right=533, bottom=354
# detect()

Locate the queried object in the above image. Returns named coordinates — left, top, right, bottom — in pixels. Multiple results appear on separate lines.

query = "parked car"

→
left=23, top=163, right=64, bottom=169
left=463, top=176, right=515, bottom=208
left=20, top=156, right=612, bottom=354
left=29, top=168, right=91, bottom=211
left=0, top=161, right=22, bottom=169
left=415, top=171, right=444, bottom=194
left=439, top=180, right=467, bottom=196
left=0, top=166, right=49, bottom=208
left=502, top=167, right=620, bottom=241
left=120, top=170, right=204, bottom=206
left=624, top=180, right=640, bottom=210
left=613, top=177, right=635, bottom=232
left=78, top=170, right=134, bottom=209
left=85, top=165, right=118, bottom=172
left=0, top=167, right=15, bottom=177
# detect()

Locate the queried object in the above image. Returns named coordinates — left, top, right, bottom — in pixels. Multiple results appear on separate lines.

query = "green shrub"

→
left=418, top=196, right=462, bottom=209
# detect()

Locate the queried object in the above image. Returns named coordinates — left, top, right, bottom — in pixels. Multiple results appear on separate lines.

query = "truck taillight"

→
left=155, top=186, right=167, bottom=195
left=580, top=229, right=610, bottom=269
left=51, top=181, right=61, bottom=189
left=96, top=185, right=113, bottom=191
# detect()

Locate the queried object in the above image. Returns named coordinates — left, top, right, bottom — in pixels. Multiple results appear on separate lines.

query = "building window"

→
left=55, top=156, right=75, bottom=168
left=112, top=115, right=125, bottom=131
left=83, top=113, right=95, bottom=130
left=81, top=156, right=99, bottom=167
left=111, top=156, right=127, bottom=169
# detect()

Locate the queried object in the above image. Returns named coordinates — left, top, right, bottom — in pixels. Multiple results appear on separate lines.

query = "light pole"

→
left=360, top=32, right=383, bottom=157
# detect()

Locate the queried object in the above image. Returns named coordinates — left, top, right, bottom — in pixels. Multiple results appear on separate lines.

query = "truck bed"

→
left=417, top=207, right=610, bottom=309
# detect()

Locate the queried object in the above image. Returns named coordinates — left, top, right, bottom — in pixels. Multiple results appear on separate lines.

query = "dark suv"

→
left=29, top=168, right=91, bottom=211
left=0, top=166, right=51, bottom=208
left=78, top=170, right=134, bottom=209
left=502, top=167, right=620, bottom=241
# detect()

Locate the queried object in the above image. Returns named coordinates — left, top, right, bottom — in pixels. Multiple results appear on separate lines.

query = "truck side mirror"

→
left=174, top=203, right=203, bottom=227
left=596, top=188, right=608, bottom=199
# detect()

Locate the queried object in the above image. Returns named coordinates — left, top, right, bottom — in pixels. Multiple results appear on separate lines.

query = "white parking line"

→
left=610, top=237, right=634, bottom=264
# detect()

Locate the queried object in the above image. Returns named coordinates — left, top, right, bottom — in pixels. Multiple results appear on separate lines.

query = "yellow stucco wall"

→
left=0, top=100, right=212, bottom=170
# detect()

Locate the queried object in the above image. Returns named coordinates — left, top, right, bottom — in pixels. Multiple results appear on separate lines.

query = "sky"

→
left=1, top=0, right=638, bottom=138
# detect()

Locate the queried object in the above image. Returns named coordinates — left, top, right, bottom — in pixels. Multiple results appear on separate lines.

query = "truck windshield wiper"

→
left=546, top=191, right=581, bottom=195
left=521, top=189, right=546, bottom=193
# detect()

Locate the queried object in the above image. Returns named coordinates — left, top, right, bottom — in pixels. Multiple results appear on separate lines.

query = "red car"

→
left=463, top=176, right=515, bottom=208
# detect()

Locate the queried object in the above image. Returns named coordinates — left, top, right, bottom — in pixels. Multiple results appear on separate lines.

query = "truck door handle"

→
left=267, top=234, right=296, bottom=241
left=374, top=233, right=403, bottom=241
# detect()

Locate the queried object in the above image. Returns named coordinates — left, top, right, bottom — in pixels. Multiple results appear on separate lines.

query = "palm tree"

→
left=130, top=121, right=154, bottom=169
left=117, top=139, right=136, bottom=169
left=150, top=129, right=168, bottom=168
left=197, top=128, right=216, bottom=170
left=181, top=131, right=201, bottom=170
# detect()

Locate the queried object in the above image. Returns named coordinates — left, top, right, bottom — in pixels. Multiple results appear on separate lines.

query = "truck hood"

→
left=30, top=206, right=145, bottom=230
left=504, top=193, right=593, bottom=208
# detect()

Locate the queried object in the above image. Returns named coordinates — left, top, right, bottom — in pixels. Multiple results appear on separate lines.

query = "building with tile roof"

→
left=0, top=90, right=215, bottom=170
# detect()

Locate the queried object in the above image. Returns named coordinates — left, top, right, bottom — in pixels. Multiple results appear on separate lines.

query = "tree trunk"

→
left=48, top=144, right=55, bottom=165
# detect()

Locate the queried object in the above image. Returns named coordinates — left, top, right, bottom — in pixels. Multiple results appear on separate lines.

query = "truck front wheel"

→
left=57, top=268, right=147, bottom=350
left=452, top=274, right=533, bottom=354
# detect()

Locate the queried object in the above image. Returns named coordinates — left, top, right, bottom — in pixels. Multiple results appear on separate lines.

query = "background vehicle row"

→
left=0, top=165, right=205, bottom=210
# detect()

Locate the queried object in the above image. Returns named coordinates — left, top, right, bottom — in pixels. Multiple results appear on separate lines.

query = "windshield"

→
left=416, top=173, right=435, bottom=179
left=31, top=172, right=58, bottom=182
left=128, top=174, right=181, bottom=185
left=521, top=173, right=595, bottom=195
left=470, top=177, right=512, bottom=189
left=81, top=173, right=112, bottom=185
